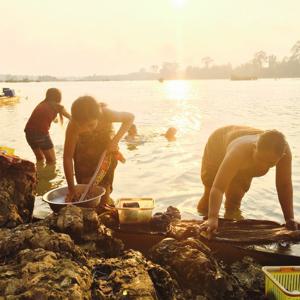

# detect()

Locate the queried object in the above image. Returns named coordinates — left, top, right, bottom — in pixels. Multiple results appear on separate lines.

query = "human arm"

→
left=103, top=108, right=134, bottom=152
left=63, top=122, right=78, bottom=201
left=53, top=104, right=71, bottom=123
left=275, top=145, right=297, bottom=229
left=61, top=107, right=71, bottom=120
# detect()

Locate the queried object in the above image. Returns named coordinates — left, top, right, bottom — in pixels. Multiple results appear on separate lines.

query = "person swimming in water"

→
left=197, top=125, right=298, bottom=237
left=125, top=124, right=138, bottom=141
left=164, top=127, right=177, bottom=142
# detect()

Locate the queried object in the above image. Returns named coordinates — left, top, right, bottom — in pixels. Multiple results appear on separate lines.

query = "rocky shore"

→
left=1, top=154, right=297, bottom=299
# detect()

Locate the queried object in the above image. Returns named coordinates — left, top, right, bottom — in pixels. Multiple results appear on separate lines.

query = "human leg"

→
left=25, top=131, right=44, bottom=162
left=42, top=148, right=56, bottom=164
left=197, top=186, right=211, bottom=215
left=198, top=128, right=226, bottom=216
left=32, top=148, right=45, bottom=162
left=224, top=177, right=252, bottom=219
left=40, top=134, right=55, bottom=164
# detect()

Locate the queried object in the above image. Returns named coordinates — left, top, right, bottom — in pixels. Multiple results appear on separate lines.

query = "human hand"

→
left=114, top=151, right=126, bottom=163
left=200, top=217, right=219, bottom=240
left=285, top=218, right=299, bottom=231
left=65, top=187, right=79, bottom=203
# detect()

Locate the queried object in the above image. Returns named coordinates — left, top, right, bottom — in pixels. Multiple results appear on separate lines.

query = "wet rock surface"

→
left=149, top=237, right=249, bottom=299
left=91, top=249, right=186, bottom=300
left=0, top=248, right=92, bottom=300
left=146, top=262, right=187, bottom=300
left=0, top=155, right=36, bottom=228
left=0, top=224, right=85, bottom=261
left=228, top=257, right=265, bottom=300
left=0, top=210, right=271, bottom=300
left=150, top=206, right=181, bottom=232
left=91, top=250, right=158, bottom=299
left=42, top=205, right=124, bottom=258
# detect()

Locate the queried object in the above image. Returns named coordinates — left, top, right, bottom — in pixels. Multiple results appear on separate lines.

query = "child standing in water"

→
left=63, top=96, right=134, bottom=206
left=25, top=88, right=71, bottom=164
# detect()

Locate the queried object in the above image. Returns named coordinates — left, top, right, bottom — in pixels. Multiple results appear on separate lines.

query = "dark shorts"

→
left=25, top=131, right=54, bottom=150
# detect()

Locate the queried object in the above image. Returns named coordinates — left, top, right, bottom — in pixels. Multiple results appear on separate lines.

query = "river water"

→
left=1, top=79, right=300, bottom=222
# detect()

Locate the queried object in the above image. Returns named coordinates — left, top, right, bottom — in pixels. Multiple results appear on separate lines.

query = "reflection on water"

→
left=125, top=135, right=145, bottom=151
left=36, top=162, right=63, bottom=196
left=164, top=80, right=191, bottom=101
left=0, top=97, right=20, bottom=108
left=33, top=162, right=63, bottom=219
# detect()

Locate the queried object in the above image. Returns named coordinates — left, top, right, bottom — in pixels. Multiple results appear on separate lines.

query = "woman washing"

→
left=63, top=96, right=134, bottom=206
left=25, top=88, right=71, bottom=164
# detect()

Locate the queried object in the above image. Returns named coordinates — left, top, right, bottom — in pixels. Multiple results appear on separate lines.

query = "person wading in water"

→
left=198, top=125, right=298, bottom=237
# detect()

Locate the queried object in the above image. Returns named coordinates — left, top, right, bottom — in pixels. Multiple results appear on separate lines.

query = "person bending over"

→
left=198, top=125, right=298, bottom=236
left=63, top=96, right=134, bottom=206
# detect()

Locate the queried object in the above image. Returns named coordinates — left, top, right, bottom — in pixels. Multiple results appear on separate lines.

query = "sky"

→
left=1, top=0, right=300, bottom=76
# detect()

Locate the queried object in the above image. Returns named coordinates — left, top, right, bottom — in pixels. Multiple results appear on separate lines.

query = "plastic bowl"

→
left=116, top=198, right=154, bottom=224
left=42, top=184, right=106, bottom=212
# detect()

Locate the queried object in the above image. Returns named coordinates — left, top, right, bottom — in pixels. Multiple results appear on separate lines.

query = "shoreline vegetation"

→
left=1, top=40, right=300, bottom=82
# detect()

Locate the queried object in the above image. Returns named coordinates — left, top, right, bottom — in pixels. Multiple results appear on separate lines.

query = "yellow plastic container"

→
left=116, top=198, right=154, bottom=224
left=0, top=146, right=15, bottom=155
left=262, top=266, right=300, bottom=300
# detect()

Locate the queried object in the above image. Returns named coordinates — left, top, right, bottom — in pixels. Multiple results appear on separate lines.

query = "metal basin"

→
left=42, top=184, right=106, bottom=212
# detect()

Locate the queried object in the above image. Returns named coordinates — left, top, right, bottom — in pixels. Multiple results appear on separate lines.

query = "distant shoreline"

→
left=1, top=77, right=300, bottom=83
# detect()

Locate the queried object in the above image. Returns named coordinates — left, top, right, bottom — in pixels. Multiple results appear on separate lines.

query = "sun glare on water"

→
left=164, top=80, right=191, bottom=101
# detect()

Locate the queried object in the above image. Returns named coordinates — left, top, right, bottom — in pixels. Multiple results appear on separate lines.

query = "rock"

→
left=0, top=248, right=92, bottom=299
left=99, top=210, right=119, bottom=228
left=45, top=206, right=124, bottom=258
left=0, top=224, right=85, bottom=261
left=150, top=206, right=181, bottom=232
left=91, top=249, right=184, bottom=300
left=228, top=257, right=264, bottom=299
left=0, top=155, right=36, bottom=228
left=57, top=205, right=84, bottom=237
left=149, top=238, right=245, bottom=300
left=146, top=263, right=187, bottom=300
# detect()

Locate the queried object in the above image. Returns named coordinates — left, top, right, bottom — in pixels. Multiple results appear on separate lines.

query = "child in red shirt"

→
left=25, top=88, right=71, bottom=164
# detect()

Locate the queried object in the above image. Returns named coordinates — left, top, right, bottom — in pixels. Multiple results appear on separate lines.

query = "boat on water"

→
left=0, top=88, right=20, bottom=103
left=230, top=74, right=258, bottom=81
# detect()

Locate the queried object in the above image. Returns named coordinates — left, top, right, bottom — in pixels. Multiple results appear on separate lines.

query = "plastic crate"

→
left=262, top=266, right=300, bottom=300
left=0, top=146, right=15, bottom=155
left=116, top=198, right=154, bottom=224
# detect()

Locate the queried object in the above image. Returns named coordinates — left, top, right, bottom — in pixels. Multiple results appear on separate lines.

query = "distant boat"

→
left=0, top=88, right=20, bottom=103
left=158, top=78, right=164, bottom=83
left=0, top=95, right=20, bottom=102
left=230, top=74, right=257, bottom=81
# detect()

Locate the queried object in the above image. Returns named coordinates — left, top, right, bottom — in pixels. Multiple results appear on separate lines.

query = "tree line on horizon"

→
left=150, top=40, right=300, bottom=80
left=2, top=40, right=300, bottom=82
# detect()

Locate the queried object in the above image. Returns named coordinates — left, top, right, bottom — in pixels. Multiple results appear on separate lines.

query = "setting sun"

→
left=171, top=0, right=187, bottom=8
